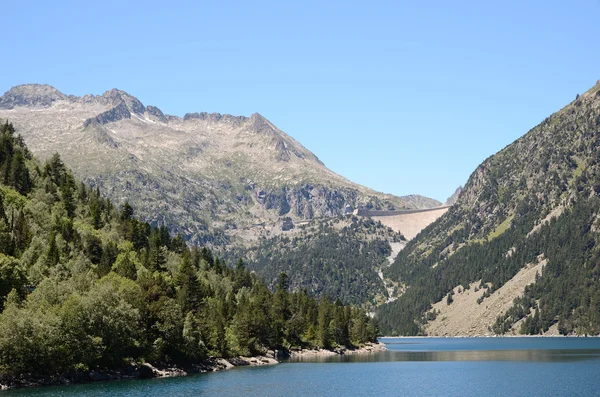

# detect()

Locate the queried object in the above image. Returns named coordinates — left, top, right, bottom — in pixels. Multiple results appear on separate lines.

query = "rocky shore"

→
left=288, top=342, right=387, bottom=358
left=0, top=343, right=386, bottom=391
left=0, top=353, right=279, bottom=391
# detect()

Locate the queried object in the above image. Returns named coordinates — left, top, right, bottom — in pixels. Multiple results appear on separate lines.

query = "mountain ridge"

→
left=0, top=84, right=441, bottom=248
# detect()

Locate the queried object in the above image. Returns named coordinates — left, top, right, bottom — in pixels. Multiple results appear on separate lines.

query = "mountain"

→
left=0, top=84, right=440, bottom=248
left=377, top=80, right=600, bottom=336
left=0, top=121, right=377, bottom=386
left=444, top=186, right=462, bottom=206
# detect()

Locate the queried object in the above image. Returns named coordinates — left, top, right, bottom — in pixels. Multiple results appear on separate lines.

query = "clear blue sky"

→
left=2, top=1, right=599, bottom=202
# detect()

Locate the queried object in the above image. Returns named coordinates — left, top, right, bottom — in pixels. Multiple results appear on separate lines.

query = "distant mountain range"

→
left=0, top=84, right=441, bottom=247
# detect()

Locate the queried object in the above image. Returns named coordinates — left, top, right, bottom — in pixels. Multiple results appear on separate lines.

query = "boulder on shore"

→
left=138, top=364, right=156, bottom=379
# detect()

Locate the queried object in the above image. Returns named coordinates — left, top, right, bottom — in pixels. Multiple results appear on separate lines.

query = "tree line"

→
left=236, top=217, right=399, bottom=307
left=0, top=121, right=378, bottom=379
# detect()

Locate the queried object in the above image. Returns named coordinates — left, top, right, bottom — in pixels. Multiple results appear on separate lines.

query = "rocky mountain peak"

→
left=101, top=88, right=145, bottom=115
left=81, top=88, right=149, bottom=127
left=445, top=186, right=463, bottom=206
left=145, top=105, right=167, bottom=123
left=246, top=112, right=277, bottom=134
left=0, top=84, right=67, bottom=109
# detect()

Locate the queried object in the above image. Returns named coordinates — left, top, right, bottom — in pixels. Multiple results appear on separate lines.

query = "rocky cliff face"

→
left=0, top=84, right=439, bottom=246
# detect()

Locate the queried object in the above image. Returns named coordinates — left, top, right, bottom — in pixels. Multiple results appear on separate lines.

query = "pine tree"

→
left=45, top=231, right=60, bottom=267
left=0, top=196, right=14, bottom=256
left=9, top=151, right=31, bottom=195
left=234, top=259, right=252, bottom=291
left=147, top=229, right=167, bottom=271
left=317, top=297, right=332, bottom=348
left=175, top=253, right=202, bottom=312
left=61, top=178, right=76, bottom=218
left=272, top=273, right=290, bottom=346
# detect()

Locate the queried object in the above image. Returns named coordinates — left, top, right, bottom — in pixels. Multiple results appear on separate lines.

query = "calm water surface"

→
left=6, top=337, right=600, bottom=396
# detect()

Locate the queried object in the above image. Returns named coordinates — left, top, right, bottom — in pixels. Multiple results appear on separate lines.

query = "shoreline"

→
left=0, top=343, right=385, bottom=391
left=380, top=335, right=600, bottom=338
left=288, top=342, right=387, bottom=359
left=0, top=354, right=279, bottom=391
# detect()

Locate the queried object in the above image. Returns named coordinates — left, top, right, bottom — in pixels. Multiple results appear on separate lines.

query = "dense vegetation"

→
left=0, top=121, right=377, bottom=379
left=491, top=198, right=600, bottom=335
left=236, top=217, right=400, bottom=306
left=379, top=193, right=600, bottom=336
left=378, top=82, right=600, bottom=336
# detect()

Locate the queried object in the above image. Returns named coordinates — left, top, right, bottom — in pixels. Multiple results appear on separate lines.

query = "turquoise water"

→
left=5, top=337, right=600, bottom=396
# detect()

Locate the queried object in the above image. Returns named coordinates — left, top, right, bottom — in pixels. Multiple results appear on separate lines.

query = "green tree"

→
left=317, top=297, right=333, bottom=348
left=45, top=231, right=60, bottom=267
left=9, top=151, right=31, bottom=195
left=0, top=255, right=26, bottom=309
left=175, top=253, right=203, bottom=312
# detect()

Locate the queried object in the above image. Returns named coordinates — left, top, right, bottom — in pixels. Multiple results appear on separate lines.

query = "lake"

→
left=5, top=337, right=600, bottom=396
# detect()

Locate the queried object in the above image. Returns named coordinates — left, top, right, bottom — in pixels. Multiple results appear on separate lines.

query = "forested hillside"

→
left=238, top=217, right=402, bottom=306
left=0, top=121, right=377, bottom=381
left=378, top=81, right=600, bottom=336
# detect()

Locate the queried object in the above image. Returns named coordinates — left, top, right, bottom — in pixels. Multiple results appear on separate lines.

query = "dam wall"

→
left=357, top=206, right=451, bottom=240
left=355, top=206, right=450, bottom=217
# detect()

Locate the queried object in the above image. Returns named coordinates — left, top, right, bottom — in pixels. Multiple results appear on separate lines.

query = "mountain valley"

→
left=5, top=80, right=600, bottom=336
left=0, top=84, right=447, bottom=307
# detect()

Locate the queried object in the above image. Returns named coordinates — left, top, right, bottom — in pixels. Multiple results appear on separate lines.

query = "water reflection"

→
left=6, top=338, right=600, bottom=397
left=289, top=337, right=600, bottom=363
left=290, top=349, right=600, bottom=363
